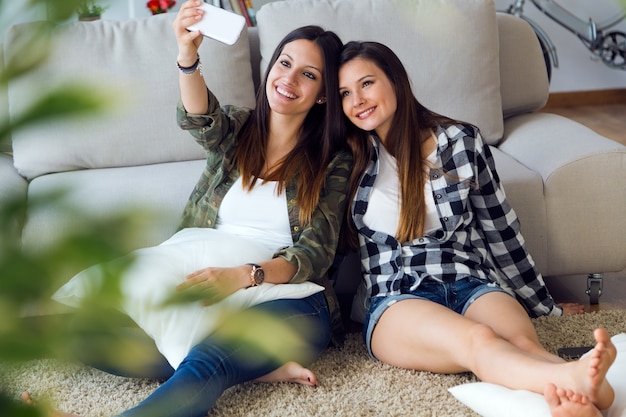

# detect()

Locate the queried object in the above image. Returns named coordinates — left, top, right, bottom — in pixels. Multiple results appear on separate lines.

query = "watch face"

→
left=253, top=267, right=265, bottom=285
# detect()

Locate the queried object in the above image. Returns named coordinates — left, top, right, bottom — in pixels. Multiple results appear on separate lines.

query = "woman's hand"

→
left=558, top=302, right=586, bottom=315
left=173, top=0, right=205, bottom=65
left=176, top=265, right=250, bottom=306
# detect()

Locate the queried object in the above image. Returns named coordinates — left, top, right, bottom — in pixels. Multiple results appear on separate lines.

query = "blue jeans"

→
left=116, top=292, right=331, bottom=417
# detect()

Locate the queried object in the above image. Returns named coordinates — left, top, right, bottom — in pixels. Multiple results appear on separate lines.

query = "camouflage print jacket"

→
left=176, top=88, right=353, bottom=346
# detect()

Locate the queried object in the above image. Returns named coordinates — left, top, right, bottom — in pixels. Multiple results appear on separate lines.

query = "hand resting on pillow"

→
left=53, top=228, right=324, bottom=369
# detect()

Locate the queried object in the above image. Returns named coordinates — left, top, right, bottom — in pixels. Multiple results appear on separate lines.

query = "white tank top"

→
left=363, top=143, right=440, bottom=238
left=216, top=177, right=293, bottom=252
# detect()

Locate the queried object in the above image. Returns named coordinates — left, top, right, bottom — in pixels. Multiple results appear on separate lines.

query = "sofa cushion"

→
left=22, top=160, right=206, bottom=253
left=6, top=14, right=256, bottom=181
left=256, top=0, right=504, bottom=143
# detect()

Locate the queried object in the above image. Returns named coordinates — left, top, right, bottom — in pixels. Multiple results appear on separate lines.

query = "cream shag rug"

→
left=2, top=309, right=626, bottom=417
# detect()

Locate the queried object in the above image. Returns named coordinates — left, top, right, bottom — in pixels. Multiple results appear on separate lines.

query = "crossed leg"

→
left=370, top=292, right=616, bottom=410
left=257, top=300, right=586, bottom=387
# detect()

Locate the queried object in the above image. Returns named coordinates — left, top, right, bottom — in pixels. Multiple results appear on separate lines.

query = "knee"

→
left=466, top=323, right=500, bottom=351
left=463, top=324, right=504, bottom=373
left=507, top=333, right=543, bottom=355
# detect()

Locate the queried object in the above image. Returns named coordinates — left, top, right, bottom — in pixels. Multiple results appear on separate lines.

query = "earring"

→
left=316, top=97, right=326, bottom=104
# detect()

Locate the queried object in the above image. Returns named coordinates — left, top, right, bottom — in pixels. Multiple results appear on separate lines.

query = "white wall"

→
left=494, top=0, right=626, bottom=92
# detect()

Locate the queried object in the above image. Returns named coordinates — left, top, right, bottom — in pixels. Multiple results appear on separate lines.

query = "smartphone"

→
left=557, top=346, right=593, bottom=360
left=186, top=3, right=246, bottom=46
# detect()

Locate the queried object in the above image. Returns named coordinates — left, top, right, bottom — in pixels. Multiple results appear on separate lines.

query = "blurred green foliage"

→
left=0, top=0, right=145, bottom=405
left=0, top=1, right=303, bottom=415
left=0, top=0, right=118, bottom=358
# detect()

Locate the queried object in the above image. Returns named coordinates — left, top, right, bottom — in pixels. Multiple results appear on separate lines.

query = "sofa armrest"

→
left=0, top=153, right=28, bottom=246
left=499, top=112, right=626, bottom=276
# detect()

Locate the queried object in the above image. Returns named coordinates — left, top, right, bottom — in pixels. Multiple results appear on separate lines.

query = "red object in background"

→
left=147, top=0, right=176, bottom=15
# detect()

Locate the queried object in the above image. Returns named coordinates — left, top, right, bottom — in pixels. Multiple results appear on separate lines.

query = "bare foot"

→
left=558, top=302, right=585, bottom=315
left=545, top=383, right=602, bottom=417
left=571, top=328, right=616, bottom=410
left=254, top=361, right=318, bottom=387
left=21, top=391, right=81, bottom=417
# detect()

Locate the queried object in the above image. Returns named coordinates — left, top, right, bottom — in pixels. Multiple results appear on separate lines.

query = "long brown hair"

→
left=339, top=41, right=457, bottom=244
left=234, top=26, right=344, bottom=225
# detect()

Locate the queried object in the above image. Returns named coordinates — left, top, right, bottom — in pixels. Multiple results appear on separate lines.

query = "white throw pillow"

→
left=53, top=228, right=324, bottom=369
left=449, top=333, right=626, bottom=417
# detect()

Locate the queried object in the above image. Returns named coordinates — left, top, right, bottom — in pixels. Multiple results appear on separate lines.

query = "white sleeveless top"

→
left=216, top=177, right=293, bottom=252
left=363, top=142, right=440, bottom=238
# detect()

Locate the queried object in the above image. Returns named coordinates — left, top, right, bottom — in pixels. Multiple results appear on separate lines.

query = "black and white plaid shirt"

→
left=352, top=123, right=561, bottom=317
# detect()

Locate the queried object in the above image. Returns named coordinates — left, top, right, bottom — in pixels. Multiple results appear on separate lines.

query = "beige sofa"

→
left=1, top=0, right=625, bottom=309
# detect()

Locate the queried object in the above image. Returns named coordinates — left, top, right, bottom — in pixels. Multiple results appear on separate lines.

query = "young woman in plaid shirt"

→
left=338, top=40, right=615, bottom=414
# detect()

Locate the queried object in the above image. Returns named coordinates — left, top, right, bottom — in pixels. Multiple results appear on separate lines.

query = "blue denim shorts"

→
left=363, top=277, right=511, bottom=360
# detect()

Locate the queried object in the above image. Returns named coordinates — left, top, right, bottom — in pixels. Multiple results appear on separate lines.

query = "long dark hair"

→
left=339, top=41, right=457, bottom=244
left=235, top=26, right=344, bottom=225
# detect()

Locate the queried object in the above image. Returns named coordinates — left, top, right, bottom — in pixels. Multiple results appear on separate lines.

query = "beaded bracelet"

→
left=177, top=55, right=202, bottom=75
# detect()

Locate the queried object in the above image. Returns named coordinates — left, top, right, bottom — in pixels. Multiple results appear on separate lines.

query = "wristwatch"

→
left=246, top=263, right=265, bottom=287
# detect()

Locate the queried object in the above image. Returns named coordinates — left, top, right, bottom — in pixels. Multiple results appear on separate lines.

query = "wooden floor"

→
left=538, top=100, right=626, bottom=312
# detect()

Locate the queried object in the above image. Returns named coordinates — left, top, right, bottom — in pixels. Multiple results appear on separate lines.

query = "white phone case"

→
left=186, top=3, right=246, bottom=46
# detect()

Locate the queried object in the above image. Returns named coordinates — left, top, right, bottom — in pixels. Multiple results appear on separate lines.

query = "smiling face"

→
left=339, top=57, right=397, bottom=142
left=265, top=39, right=325, bottom=119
